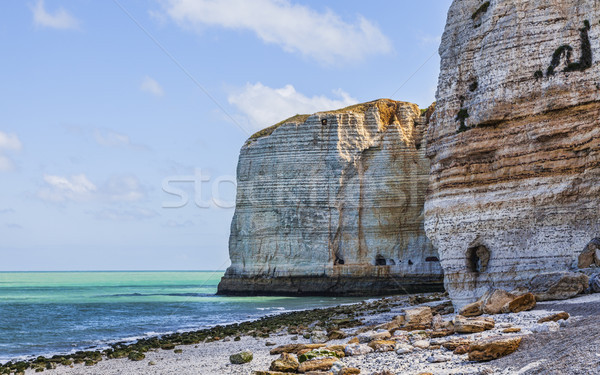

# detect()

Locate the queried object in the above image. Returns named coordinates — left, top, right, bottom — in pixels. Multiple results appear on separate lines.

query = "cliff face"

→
left=425, top=0, right=600, bottom=307
left=218, top=99, right=443, bottom=296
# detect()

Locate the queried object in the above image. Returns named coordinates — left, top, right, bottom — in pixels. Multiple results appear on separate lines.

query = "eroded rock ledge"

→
left=425, top=0, right=600, bottom=308
left=218, top=99, right=443, bottom=296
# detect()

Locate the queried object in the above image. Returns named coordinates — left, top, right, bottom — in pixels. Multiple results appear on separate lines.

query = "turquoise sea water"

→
left=0, top=271, right=365, bottom=363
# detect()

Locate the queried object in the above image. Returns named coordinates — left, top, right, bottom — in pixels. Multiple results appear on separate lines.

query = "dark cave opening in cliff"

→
left=467, top=245, right=490, bottom=273
left=375, top=255, right=386, bottom=266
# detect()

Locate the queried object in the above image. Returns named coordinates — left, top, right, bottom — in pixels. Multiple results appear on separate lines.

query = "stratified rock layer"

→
left=218, top=99, right=443, bottom=296
left=425, top=0, right=600, bottom=307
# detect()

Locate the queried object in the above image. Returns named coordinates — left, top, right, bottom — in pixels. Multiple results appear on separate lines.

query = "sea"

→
left=0, top=271, right=366, bottom=363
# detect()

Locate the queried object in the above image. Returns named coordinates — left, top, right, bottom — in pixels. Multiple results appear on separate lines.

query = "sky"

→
left=0, top=0, right=453, bottom=271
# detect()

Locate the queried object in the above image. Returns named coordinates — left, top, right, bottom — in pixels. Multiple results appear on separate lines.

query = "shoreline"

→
left=2, top=292, right=598, bottom=374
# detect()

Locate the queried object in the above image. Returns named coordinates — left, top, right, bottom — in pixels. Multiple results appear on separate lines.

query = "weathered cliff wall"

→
left=425, top=0, right=600, bottom=307
left=218, top=99, right=443, bottom=296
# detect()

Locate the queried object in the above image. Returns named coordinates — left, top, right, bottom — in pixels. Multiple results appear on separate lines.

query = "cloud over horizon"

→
left=38, top=174, right=146, bottom=203
left=30, top=0, right=81, bottom=30
left=160, top=0, right=392, bottom=65
left=228, top=82, right=358, bottom=130
left=140, top=76, right=164, bottom=97
left=0, top=131, right=23, bottom=172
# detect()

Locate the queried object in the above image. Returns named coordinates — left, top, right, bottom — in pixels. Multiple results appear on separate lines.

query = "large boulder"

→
left=468, top=337, right=522, bottom=362
left=530, top=272, right=589, bottom=301
left=230, top=351, right=253, bottom=364
left=453, top=315, right=495, bottom=334
left=424, top=0, right=600, bottom=308
left=502, top=293, right=536, bottom=313
left=404, top=306, right=433, bottom=328
left=270, top=353, right=299, bottom=373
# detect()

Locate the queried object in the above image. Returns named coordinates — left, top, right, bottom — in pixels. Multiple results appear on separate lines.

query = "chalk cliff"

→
left=218, top=99, right=443, bottom=296
left=425, top=0, right=600, bottom=307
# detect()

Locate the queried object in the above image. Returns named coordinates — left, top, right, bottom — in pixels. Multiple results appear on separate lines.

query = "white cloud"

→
left=140, top=76, right=164, bottom=97
left=0, top=132, right=22, bottom=151
left=228, top=82, right=358, bottom=129
left=30, top=0, right=81, bottom=30
left=39, top=174, right=97, bottom=202
left=38, top=174, right=146, bottom=203
left=160, top=0, right=392, bottom=65
left=0, top=131, right=22, bottom=172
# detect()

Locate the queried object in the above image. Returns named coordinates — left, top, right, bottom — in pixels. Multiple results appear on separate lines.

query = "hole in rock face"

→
left=467, top=245, right=490, bottom=273
left=375, top=255, right=387, bottom=266
left=388, top=259, right=396, bottom=266
left=408, top=259, right=413, bottom=265
left=578, top=238, right=600, bottom=268
left=426, top=256, right=439, bottom=262
left=321, top=118, right=328, bottom=126
left=334, top=254, right=345, bottom=265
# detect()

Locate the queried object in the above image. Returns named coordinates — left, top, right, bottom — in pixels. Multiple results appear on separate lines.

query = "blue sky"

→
left=0, top=0, right=452, bottom=271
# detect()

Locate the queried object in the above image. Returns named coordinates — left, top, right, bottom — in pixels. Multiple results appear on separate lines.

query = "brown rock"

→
left=453, top=315, right=495, bottom=333
left=454, top=345, right=469, bottom=355
left=530, top=272, right=589, bottom=301
left=459, top=300, right=483, bottom=317
left=442, top=338, right=472, bottom=351
left=252, top=371, right=289, bottom=375
left=431, top=301, right=454, bottom=316
left=270, top=344, right=326, bottom=355
left=431, top=329, right=454, bottom=338
left=404, top=306, right=433, bottom=327
left=468, top=337, right=522, bottom=362
left=503, top=328, right=521, bottom=333
left=327, top=330, right=347, bottom=340
left=270, top=353, right=299, bottom=373
left=372, top=372, right=394, bottom=375
left=339, top=368, right=361, bottom=375
left=325, top=345, right=346, bottom=353
left=297, top=357, right=338, bottom=373
left=367, top=340, right=397, bottom=352
left=538, top=312, right=570, bottom=323
left=502, top=293, right=536, bottom=313
left=482, top=289, right=516, bottom=315
left=347, top=337, right=359, bottom=345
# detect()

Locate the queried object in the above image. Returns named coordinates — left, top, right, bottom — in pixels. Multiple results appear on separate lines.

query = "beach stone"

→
left=347, top=337, right=359, bottom=344
left=299, top=349, right=342, bottom=363
left=230, top=351, right=253, bottom=364
left=339, top=368, right=361, bottom=375
left=253, top=372, right=289, bottom=375
left=128, top=352, right=145, bottom=361
left=538, top=312, right=570, bottom=323
left=395, top=343, right=414, bottom=355
left=404, top=306, right=433, bottom=327
left=503, top=327, right=522, bottom=333
left=590, top=274, right=600, bottom=293
left=530, top=272, right=589, bottom=301
left=453, top=315, right=495, bottom=333
left=344, top=344, right=373, bottom=356
left=311, top=331, right=329, bottom=344
left=327, top=330, right=347, bottom=340
left=270, top=353, right=299, bottom=373
left=357, top=330, right=390, bottom=343
left=427, top=354, right=451, bottom=363
left=367, top=340, right=397, bottom=352
left=412, top=339, right=430, bottom=349
left=266, top=341, right=277, bottom=346
left=454, top=345, right=469, bottom=355
left=270, top=344, right=325, bottom=355
left=432, top=314, right=444, bottom=330
left=459, top=300, right=483, bottom=317
left=297, top=357, right=338, bottom=373
left=578, top=238, right=600, bottom=268
left=442, top=337, right=472, bottom=351
left=468, top=337, right=522, bottom=362
left=502, top=293, right=536, bottom=313
left=431, top=301, right=455, bottom=316
left=481, top=289, right=516, bottom=315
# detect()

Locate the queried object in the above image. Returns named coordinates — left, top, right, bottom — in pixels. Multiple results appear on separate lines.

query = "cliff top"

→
left=248, top=99, right=428, bottom=141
